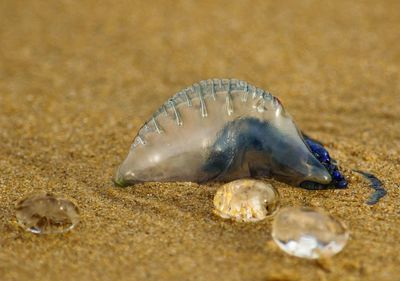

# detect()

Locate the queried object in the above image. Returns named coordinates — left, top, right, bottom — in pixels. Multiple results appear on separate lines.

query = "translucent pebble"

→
left=15, top=192, right=80, bottom=234
left=213, top=179, right=280, bottom=222
left=272, top=207, right=349, bottom=259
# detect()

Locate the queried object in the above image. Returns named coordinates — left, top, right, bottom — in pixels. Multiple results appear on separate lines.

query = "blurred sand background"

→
left=0, top=1, right=399, bottom=280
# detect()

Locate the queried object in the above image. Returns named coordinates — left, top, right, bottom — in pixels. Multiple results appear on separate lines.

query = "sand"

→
left=0, top=1, right=399, bottom=280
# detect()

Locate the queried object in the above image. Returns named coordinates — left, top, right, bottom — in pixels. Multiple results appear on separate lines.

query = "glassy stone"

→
left=272, top=207, right=349, bottom=259
left=15, top=192, right=80, bottom=234
left=213, top=179, right=280, bottom=222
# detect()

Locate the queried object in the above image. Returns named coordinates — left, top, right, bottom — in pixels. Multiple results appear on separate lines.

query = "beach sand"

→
left=0, top=1, right=399, bottom=280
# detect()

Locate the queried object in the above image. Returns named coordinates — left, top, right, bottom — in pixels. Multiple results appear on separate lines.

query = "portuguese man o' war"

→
left=114, top=78, right=386, bottom=203
left=115, top=79, right=344, bottom=188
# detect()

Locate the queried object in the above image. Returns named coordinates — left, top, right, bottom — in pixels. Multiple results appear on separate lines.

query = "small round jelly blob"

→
left=15, top=192, right=80, bottom=234
left=314, top=147, right=330, bottom=163
left=337, top=180, right=348, bottom=189
left=272, top=207, right=349, bottom=259
left=332, top=170, right=343, bottom=181
left=213, top=179, right=280, bottom=222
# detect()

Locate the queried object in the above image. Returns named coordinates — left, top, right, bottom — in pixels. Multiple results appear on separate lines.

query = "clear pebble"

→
left=213, top=179, right=280, bottom=222
left=272, top=207, right=349, bottom=259
left=15, top=192, right=80, bottom=234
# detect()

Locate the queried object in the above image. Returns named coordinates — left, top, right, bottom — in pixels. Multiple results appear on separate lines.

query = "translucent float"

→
left=15, top=192, right=80, bottom=234
left=272, top=207, right=349, bottom=259
left=213, top=179, right=280, bottom=222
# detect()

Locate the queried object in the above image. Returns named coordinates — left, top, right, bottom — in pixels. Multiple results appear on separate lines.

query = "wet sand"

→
left=0, top=1, right=399, bottom=280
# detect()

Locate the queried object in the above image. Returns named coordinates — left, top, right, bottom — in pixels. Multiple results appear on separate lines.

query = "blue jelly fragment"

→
left=353, top=170, right=387, bottom=205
